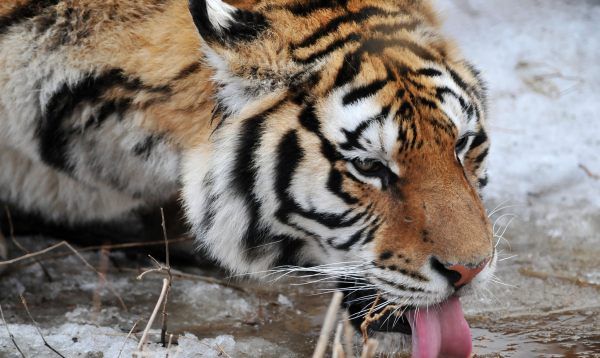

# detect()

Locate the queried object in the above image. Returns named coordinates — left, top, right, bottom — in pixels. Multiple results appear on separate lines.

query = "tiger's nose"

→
left=431, top=257, right=490, bottom=288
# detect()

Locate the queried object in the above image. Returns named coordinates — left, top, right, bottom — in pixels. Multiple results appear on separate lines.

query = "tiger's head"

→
left=183, top=0, right=495, bottom=353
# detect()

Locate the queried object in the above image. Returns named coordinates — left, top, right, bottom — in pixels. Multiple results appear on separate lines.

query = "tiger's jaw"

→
left=341, top=250, right=496, bottom=357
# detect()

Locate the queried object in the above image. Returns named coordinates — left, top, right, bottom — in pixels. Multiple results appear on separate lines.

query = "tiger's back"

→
left=0, top=0, right=217, bottom=223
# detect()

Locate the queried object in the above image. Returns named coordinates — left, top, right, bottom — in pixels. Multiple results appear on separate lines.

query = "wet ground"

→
left=1, top=0, right=599, bottom=357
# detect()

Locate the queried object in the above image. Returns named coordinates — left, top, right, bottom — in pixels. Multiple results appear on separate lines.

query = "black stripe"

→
left=435, top=87, right=467, bottom=112
left=133, top=134, right=162, bottom=159
left=173, top=62, right=201, bottom=81
left=233, top=100, right=286, bottom=258
left=285, top=0, right=348, bottom=17
left=417, top=68, right=443, bottom=77
left=478, top=174, right=489, bottom=188
left=361, top=221, right=380, bottom=244
left=469, top=129, right=488, bottom=150
left=342, top=79, right=388, bottom=106
left=369, top=20, right=419, bottom=35
left=274, top=130, right=367, bottom=243
left=294, top=33, right=361, bottom=64
left=334, top=51, right=363, bottom=88
left=189, top=1, right=268, bottom=44
left=38, top=69, right=170, bottom=172
left=333, top=226, right=367, bottom=250
left=474, top=148, right=489, bottom=165
left=299, top=105, right=358, bottom=205
left=0, top=0, right=60, bottom=35
left=292, top=6, right=395, bottom=50
left=340, top=106, right=390, bottom=151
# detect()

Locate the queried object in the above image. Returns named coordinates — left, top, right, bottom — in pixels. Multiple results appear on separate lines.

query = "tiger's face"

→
left=183, top=0, right=495, bottom=347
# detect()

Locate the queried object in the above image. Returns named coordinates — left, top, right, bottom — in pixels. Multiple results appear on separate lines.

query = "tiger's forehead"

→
left=314, top=57, right=470, bottom=162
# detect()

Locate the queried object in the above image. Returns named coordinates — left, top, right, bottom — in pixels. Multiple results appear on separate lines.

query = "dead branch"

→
left=359, top=339, right=379, bottom=358
left=578, top=164, right=600, bottom=180
left=0, top=241, right=127, bottom=311
left=519, top=267, right=600, bottom=288
left=137, top=278, right=169, bottom=352
left=136, top=278, right=169, bottom=353
left=5, top=237, right=192, bottom=269
left=342, top=313, right=355, bottom=358
left=359, top=294, right=402, bottom=345
left=159, top=208, right=173, bottom=347
left=332, top=322, right=345, bottom=358
left=117, top=320, right=140, bottom=358
left=312, top=291, right=344, bottom=358
left=4, top=206, right=53, bottom=281
left=0, top=303, right=26, bottom=358
left=20, top=294, right=65, bottom=358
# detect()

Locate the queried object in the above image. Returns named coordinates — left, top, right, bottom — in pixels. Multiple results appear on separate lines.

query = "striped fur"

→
left=0, top=0, right=495, bottom=330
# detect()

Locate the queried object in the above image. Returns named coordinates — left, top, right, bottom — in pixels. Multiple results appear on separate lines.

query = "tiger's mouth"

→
left=340, top=283, right=473, bottom=358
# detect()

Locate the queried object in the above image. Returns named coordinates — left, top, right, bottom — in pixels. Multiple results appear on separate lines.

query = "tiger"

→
left=0, top=0, right=495, bottom=356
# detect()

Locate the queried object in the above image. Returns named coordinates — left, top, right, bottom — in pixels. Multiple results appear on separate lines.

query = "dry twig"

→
left=0, top=303, right=26, bottom=358
left=313, top=291, right=344, bottom=358
left=579, top=163, right=600, bottom=180
left=20, top=294, right=65, bottom=358
left=360, top=294, right=401, bottom=344
left=332, top=322, right=345, bottom=358
left=117, top=319, right=140, bottom=358
left=136, top=278, right=169, bottom=353
left=0, top=241, right=127, bottom=311
left=3, top=206, right=53, bottom=281
left=159, top=208, right=173, bottom=347
left=359, top=339, right=379, bottom=358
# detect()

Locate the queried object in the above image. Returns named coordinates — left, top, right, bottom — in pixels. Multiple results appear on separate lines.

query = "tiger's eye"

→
left=455, top=136, right=469, bottom=152
left=352, top=158, right=383, bottom=175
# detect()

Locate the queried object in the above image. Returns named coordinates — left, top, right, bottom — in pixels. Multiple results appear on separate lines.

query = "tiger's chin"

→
left=341, top=286, right=474, bottom=358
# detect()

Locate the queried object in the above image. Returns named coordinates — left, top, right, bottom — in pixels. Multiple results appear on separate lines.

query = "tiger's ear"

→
left=188, top=0, right=268, bottom=46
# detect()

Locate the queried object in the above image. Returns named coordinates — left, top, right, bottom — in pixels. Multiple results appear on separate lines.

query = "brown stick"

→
left=332, top=322, right=345, bottom=358
left=158, top=208, right=173, bottom=347
left=0, top=303, right=26, bottom=358
left=313, top=291, right=344, bottom=358
left=6, top=237, right=192, bottom=267
left=4, top=206, right=53, bottom=281
left=0, top=241, right=127, bottom=311
left=359, top=339, right=379, bottom=358
left=20, top=294, right=65, bottom=357
left=117, top=319, right=140, bottom=358
left=136, top=278, right=169, bottom=352
left=578, top=164, right=600, bottom=180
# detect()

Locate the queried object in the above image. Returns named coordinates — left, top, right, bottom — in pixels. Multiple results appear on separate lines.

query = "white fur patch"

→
left=206, top=0, right=237, bottom=32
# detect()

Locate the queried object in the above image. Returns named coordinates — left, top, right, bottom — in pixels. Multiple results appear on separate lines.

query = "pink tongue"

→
left=406, top=296, right=472, bottom=358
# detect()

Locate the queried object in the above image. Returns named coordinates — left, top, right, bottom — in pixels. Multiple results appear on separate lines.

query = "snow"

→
left=435, top=0, right=600, bottom=211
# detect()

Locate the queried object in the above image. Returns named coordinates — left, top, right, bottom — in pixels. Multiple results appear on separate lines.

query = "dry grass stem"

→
left=117, top=320, right=140, bottom=358
left=519, top=267, right=600, bottom=288
left=159, top=208, right=173, bottom=347
left=20, top=294, right=65, bottom=358
left=165, top=333, right=174, bottom=358
left=5, top=237, right=192, bottom=271
left=0, top=303, right=26, bottom=358
left=578, top=163, right=600, bottom=180
left=342, top=313, right=355, bottom=358
left=332, top=322, right=345, bottom=358
left=0, top=241, right=127, bottom=311
left=4, top=206, right=53, bottom=281
left=359, top=339, right=379, bottom=358
left=360, top=294, right=400, bottom=344
left=312, top=291, right=344, bottom=358
left=136, top=278, right=169, bottom=352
